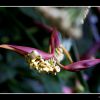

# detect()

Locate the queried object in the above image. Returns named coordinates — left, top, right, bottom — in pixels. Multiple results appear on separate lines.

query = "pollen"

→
left=25, top=50, right=61, bottom=75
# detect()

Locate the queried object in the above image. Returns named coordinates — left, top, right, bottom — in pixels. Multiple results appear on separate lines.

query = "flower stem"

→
left=72, top=41, right=90, bottom=92
left=60, top=45, right=73, bottom=64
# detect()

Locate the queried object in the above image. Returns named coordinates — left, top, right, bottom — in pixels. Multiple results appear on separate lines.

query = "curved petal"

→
left=0, top=44, right=54, bottom=59
left=50, top=29, right=60, bottom=48
left=62, top=59, right=100, bottom=71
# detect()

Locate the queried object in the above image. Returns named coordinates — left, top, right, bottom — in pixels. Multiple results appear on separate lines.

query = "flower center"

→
left=25, top=50, right=60, bottom=75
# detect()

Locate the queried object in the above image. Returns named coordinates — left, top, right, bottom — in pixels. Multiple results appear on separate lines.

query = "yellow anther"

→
left=26, top=50, right=61, bottom=75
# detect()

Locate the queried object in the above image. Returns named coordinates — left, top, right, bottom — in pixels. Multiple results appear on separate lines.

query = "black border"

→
left=0, top=0, right=100, bottom=97
left=0, top=94, right=100, bottom=99
left=0, top=0, right=100, bottom=6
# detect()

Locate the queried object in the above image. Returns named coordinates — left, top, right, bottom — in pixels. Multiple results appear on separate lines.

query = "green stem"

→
left=72, top=41, right=90, bottom=93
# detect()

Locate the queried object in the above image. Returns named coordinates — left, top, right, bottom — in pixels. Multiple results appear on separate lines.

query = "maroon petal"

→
left=54, top=31, right=60, bottom=47
left=0, top=44, right=54, bottom=59
left=49, top=31, right=55, bottom=53
left=50, top=29, right=60, bottom=48
left=62, top=59, right=100, bottom=71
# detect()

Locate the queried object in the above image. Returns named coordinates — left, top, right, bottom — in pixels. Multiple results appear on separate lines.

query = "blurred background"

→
left=0, top=7, right=100, bottom=93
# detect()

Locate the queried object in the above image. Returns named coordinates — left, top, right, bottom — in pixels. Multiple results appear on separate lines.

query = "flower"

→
left=0, top=28, right=100, bottom=75
left=49, top=28, right=100, bottom=72
left=0, top=44, right=60, bottom=75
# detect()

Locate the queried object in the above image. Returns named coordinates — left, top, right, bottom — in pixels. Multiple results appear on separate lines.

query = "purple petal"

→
left=54, top=31, right=61, bottom=47
left=49, top=29, right=61, bottom=54
left=62, top=59, right=100, bottom=71
left=0, top=44, right=54, bottom=59
left=50, top=29, right=60, bottom=48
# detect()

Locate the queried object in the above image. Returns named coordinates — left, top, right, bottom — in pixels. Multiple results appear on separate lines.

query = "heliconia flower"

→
left=0, top=44, right=62, bottom=75
left=0, top=28, right=100, bottom=75
left=49, top=28, right=73, bottom=63
left=49, top=29, right=100, bottom=72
